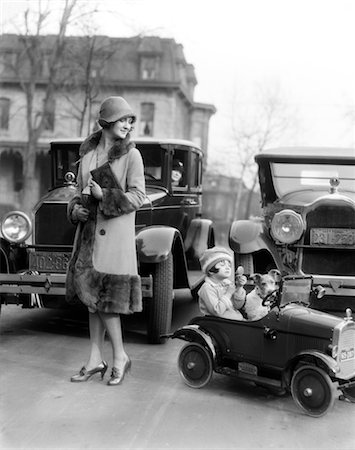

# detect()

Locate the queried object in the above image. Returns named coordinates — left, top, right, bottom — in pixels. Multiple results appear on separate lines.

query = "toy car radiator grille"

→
left=336, top=324, right=355, bottom=379
left=302, top=204, right=355, bottom=276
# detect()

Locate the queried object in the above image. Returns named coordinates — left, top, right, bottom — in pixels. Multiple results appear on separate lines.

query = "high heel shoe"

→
left=107, top=358, right=131, bottom=386
left=70, top=361, right=108, bottom=382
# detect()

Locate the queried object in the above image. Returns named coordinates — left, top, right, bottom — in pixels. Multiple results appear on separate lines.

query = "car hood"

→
left=279, top=304, right=343, bottom=338
left=34, top=185, right=77, bottom=206
left=142, top=186, right=168, bottom=207
left=277, top=189, right=355, bottom=207
left=36, top=185, right=167, bottom=207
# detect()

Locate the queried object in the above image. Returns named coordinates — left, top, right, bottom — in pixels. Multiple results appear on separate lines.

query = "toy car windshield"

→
left=279, top=276, right=313, bottom=307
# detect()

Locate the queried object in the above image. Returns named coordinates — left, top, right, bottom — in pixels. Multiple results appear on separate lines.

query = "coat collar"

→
left=79, top=130, right=135, bottom=162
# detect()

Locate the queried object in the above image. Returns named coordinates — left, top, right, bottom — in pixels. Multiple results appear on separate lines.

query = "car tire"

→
left=291, top=365, right=335, bottom=417
left=178, top=343, right=213, bottom=388
left=147, top=253, right=173, bottom=344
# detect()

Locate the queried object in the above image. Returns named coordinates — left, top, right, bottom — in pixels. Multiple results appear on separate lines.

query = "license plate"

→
left=311, top=228, right=355, bottom=246
left=341, top=348, right=355, bottom=361
left=238, top=362, right=258, bottom=375
left=29, top=251, right=71, bottom=273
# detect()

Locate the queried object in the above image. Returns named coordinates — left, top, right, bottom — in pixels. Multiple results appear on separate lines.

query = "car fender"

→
left=228, top=219, right=280, bottom=261
left=171, top=324, right=217, bottom=361
left=287, top=350, right=339, bottom=380
left=184, top=218, right=215, bottom=262
left=136, top=225, right=184, bottom=264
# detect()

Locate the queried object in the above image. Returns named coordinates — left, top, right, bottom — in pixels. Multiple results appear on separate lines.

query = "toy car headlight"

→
left=1, top=211, right=32, bottom=243
left=271, top=209, right=304, bottom=244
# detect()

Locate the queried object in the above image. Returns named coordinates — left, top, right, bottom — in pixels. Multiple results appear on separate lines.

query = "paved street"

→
left=1, top=291, right=354, bottom=450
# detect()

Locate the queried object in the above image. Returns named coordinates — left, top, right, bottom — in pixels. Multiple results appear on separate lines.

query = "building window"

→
left=43, top=99, right=55, bottom=131
left=0, top=51, right=17, bottom=74
left=140, top=103, right=155, bottom=136
left=140, top=56, right=159, bottom=80
left=0, top=97, right=10, bottom=130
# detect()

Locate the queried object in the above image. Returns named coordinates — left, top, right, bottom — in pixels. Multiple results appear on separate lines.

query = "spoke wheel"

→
left=291, top=365, right=335, bottom=417
left=178, top=343, right=213, bottom=389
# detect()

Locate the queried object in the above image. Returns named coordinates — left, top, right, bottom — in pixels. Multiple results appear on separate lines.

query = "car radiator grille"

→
left=337, top=326, right=355, bottom=379
left=302, top=204, right=355, bottom=276
left=35, top=202, right=76, bottom=246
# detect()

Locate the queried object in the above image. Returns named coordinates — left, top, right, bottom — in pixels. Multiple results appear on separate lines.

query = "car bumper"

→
left=0, top=273, right=153, bottom=298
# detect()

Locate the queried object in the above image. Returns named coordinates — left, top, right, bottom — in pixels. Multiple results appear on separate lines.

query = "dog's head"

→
left=250, top=269, right=281, bottom=299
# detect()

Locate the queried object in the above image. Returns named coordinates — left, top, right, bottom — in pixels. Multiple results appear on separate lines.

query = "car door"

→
left=167, top=147, right=202, bottom=239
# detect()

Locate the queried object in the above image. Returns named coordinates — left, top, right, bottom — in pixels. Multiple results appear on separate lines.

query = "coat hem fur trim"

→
left=65, top=216, right=142, bottom=315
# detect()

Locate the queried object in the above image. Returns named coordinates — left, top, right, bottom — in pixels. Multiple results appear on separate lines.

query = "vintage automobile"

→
left=229, top=147, right=355, bottom=312
left=0, top=137, right=215, bottom=344
left=172, top=275, right=355, bottom=417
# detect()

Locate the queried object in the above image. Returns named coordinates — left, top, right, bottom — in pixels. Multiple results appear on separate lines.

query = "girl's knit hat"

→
left=199, top=246, right=233, bottom=274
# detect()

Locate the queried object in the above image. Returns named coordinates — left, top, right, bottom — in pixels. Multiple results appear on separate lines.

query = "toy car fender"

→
left=172, top=324, right=217, bottom=362
left=287, top=350, right=340, bottom=377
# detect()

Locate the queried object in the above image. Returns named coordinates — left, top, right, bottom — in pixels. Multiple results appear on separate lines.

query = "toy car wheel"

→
left=178, top=343, right=213, bottom=389
left=147, top=253, right=173, bottom=344
left=291, top=365, right=335, bottom=417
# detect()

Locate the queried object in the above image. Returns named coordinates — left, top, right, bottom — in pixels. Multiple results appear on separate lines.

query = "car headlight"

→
left=270, top=209, right=304, bottom=244
left=1, top=211, right=32, bottom=243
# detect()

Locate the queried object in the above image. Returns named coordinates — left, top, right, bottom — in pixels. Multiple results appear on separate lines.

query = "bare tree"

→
left=2, top=0, right=79, bottom=211
left=61, top=34, right=119, bottom=136
left=2, top=0, right=106, bottom=211
left=230, top=84, right=298, bottom=219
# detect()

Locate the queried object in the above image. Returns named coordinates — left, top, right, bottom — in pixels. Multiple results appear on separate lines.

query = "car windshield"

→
left=52, top=145, right=79, bottom=185
left=271, top=162, right=355, bottom=197
left=279, top=276, right=313, bottom=307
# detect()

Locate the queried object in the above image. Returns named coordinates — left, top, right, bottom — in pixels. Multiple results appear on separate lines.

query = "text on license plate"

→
left=310, top=228, right=355, bottom=246
left=341, top=348, right=355, bottom=361
left=29, top=251, right=71, bottom=273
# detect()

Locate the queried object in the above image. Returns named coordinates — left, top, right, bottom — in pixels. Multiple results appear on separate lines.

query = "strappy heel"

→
left=107, top=358, right=132, bottom=386
left=70, top=361, right=108, bottom=382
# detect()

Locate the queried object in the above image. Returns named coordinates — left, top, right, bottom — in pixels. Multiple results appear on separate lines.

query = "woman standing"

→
left=66, top=96, right=146, bottom=386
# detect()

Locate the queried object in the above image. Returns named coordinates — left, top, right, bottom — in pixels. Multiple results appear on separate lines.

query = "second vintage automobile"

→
left=0, top=137, right=215, bottom=343
left=229, top=147, right=355, bottom=313
left=172, top=275, right=355, bottom=417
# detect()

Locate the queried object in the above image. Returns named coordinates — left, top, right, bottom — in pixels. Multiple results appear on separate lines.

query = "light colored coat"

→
left=66, top=130, right=146, bottom=314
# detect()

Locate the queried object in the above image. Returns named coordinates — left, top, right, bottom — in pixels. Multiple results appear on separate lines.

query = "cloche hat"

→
left=199, top=246, right=233, bottom=274
left=99, top=96, right=136, bottom=124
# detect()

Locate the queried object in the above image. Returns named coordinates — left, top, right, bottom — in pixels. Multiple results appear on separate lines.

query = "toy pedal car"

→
left=172, top=275, right=355, bottom=417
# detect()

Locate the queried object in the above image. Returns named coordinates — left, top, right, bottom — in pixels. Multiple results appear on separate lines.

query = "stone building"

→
left=0, top=34, right=215, bottom=213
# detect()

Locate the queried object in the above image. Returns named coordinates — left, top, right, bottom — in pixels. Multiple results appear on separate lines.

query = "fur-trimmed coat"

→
left=66, top=130, right=146, bottom=314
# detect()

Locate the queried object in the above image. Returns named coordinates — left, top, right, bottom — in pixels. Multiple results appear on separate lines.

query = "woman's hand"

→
left=73, top=204, right=89, bottom=222
left=89, top=179, right=103, bottom=200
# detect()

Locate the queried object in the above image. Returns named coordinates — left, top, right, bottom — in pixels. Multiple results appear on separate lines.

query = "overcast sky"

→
left=2, top=0, right=355, bottom=174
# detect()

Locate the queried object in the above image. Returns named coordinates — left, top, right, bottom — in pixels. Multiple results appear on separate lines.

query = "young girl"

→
left=198, top=247, right=244, bottom=320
